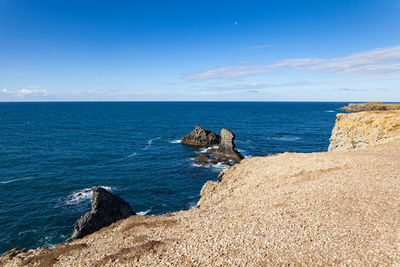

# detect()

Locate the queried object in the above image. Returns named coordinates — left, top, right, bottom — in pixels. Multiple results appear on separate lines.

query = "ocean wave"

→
left=325, top=110, right=335, bottom=113
left=273, top=136, right=301, bottom=142
left=169, top=139, right=181, bottom=144
left=196, top=145, right=218, bottom=154
left=144, top=137, right=161, bottom=150
left=66, top=186, right=113, bottom=205
left=127, top=152, right=137, bottom=157
left=137, top=209, right=151, bottom=216
left=0, top=176, right=33, bottom=184
left=191, top=162, right=230, bottom=171
left=188, top=201, right=197, bottom=209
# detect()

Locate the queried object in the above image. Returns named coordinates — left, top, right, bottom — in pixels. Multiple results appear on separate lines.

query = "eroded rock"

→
left=214, top=128, right=244, bottom=161
left=69, top=187, right=135, bottom=240
left=181, top=124, right=221, bottom=146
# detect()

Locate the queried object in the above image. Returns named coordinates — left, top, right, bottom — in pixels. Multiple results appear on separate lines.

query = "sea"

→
left=0, top=102, right=346, bottom=253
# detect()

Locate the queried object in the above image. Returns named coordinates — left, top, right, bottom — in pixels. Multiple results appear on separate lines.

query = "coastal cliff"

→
left=2, top=110, right=400, bottom=266
left=328, top=110, right=400, bottom=151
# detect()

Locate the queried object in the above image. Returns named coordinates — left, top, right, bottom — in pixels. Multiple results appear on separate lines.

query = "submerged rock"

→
left=195, top=154, right=219, bottom=165
left=69, top=187, right=135, bottom=240
left=214, top=128, right=244, bottom=161
left=195, top=154, right=231, bottom=166
left=181, top=124, right=221, bottom=146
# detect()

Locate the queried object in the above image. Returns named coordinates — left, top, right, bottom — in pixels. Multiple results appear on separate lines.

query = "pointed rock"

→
left=69, top=187, right=135, bottom=240
left=181, top=124, right=221, bottom=146
left=214, top=128, right=244, bottom=161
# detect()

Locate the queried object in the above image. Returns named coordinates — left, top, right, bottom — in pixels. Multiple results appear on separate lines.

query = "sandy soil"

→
left=2, top=135, right=400, bottom=266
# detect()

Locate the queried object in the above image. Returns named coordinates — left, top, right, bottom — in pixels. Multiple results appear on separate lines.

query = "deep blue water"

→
left=0, top=102, right=346, bottom=253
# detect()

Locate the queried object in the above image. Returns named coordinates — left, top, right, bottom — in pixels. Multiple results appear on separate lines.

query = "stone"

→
left=195, top=154, right=219, bottom=165
left=181, top=124, right=221, bottom=146
left=214, top=128, right=244, bottom=161
left=69, top=187, right=135, bottom=240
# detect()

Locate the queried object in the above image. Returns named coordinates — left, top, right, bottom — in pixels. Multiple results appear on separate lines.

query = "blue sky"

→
left=0, top=0, right=399, bottom=101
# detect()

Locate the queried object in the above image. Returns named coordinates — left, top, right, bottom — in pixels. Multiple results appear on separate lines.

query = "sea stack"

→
left=181, top=124, right=221, bottom=146
left=69, top=187, right=135, bottom=240
left=214, top=128, right=244, bottom=161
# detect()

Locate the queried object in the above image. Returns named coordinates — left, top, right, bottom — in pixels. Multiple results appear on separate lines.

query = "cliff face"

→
left=328, top=111, right=400, bottom=151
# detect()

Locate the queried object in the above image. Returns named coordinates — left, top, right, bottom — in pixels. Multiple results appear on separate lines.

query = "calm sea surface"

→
left=0, top=102, right=346, bottom=253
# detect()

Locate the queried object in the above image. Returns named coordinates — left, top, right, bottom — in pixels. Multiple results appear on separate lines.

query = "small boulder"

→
left=69, top=187, right=135, bottom=240
left=214, top=128, right=244, bottom=161
left=181, top=124, right=221, bottom=146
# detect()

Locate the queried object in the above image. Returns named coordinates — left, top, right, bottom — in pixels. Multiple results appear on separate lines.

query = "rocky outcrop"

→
left=328, top=110, right=400, bottom=151
left=340, top=102, right=400, bottom=112
left=195, top=154, right=231, bottom=166
left=195, top=154, right=219, bottom=166
left=181, top=124, right=221, bottom=146
left=69, top=187, right=135, bottom=240
left=214, top=128, right=244, bottom=161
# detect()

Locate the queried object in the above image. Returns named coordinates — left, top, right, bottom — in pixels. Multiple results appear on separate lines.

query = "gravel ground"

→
left=2, top=137, right=400, bottom=266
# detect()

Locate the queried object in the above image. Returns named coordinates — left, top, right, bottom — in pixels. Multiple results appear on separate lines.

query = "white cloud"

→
left=17, top=88, right=48, bottom=96
left=268, top=45, right=400, bottom=76
left=183, top=45, right=400, bottom=81
left=182, top=64, right=270, bottom=80
left=202, top=80, right=315, bottom=91
left=1, top=88, right=8, bottom=93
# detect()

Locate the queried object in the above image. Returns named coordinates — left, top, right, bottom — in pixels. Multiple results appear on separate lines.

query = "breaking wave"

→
left=65, top=186, right=113, bottom=205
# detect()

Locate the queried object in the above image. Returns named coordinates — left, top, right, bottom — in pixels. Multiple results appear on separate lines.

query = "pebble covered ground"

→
left=2, top=137, right=400, bottom=266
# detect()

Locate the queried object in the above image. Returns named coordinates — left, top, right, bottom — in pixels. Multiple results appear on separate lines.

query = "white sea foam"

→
left=191, top=162, right=210, bottom=168
left=144, top=137, right=161, bottom=150
left=325, top=110, right=335, bottom=113
left=137, top=209, right=151, bottom=216
left=197, top=145, right=218, bottom=154
left=191, top=161, right=229, bottom=171
left=188, top=201, right=197, bottom=209
left=212, top=162, right=230, bottom=171
left=127, top=152, right=137, bottom=157
left=169, top=139, right=181, bottom=144
left=0, top=176, right=33, bottom=184
left=273, top=136, right=301, bottom=142
left=66, top=186, right=113, bottom=205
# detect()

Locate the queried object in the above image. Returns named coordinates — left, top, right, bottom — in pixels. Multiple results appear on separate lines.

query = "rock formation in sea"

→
left=180, top=124, right=221, bottom=146
left=69, top=187, right=135, bottom=240
left=213, top=128, right=244, bottom=161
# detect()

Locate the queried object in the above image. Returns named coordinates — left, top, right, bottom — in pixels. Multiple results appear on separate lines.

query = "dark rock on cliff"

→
left=69, top=187, right=135, bottom=240
left=181, top=124, right=221, bottom=146
left=214, top=128, right=244, bottom=161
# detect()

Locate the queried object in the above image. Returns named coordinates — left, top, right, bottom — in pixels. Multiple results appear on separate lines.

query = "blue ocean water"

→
left=0, top=102, right=345, bottom=253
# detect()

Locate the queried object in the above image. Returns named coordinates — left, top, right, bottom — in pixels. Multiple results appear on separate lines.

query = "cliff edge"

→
left=328, top=110, right=400, bottom=151
left=2, top=110, right=400, bottom=266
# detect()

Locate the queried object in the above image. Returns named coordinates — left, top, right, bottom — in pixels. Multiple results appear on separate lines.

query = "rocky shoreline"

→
left=2, top=105, right=400, bottom=266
